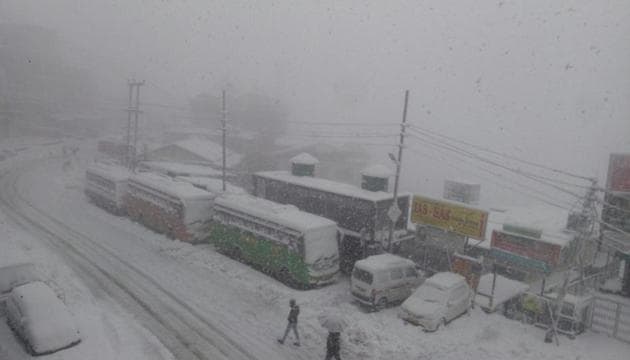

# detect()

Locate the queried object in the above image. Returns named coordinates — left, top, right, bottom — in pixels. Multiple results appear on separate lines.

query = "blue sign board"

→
left=490, top=248, right=550, bottom=274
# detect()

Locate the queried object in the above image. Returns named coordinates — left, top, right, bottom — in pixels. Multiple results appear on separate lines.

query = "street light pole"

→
left=387, top=90, right=410, bottom=252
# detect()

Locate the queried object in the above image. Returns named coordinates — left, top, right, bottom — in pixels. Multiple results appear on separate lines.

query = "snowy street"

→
left=0, top=139, right=628, bottom=359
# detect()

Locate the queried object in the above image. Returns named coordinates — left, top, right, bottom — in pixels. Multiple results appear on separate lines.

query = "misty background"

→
left=1, top=0, right=629, bottom=209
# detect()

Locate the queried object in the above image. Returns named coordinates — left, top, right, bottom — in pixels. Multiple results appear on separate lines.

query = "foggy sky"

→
left=3, top=0, right=630, bottom=208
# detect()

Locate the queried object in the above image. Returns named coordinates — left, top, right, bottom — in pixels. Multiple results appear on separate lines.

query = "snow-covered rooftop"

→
left=290, top=152, right=319, bottom=165
left=473, top=205, right=575, bottom=249
left=175, top=176, right=246, bottom=195
left=354, top=253, right=415, bottom=271
left=255, top=171, right=410, bottom=202
left=475, top=273, right=529, bottom=311
left=86, top=162, right=131, bottom=182
left=130, top=172, right=213, bottom=200
left=426, top=272, right=466, bottom=290
left=171, top=138, right=242, bottom=167
left=361, top=164, right=393, bottom=178
left=215, top=194, right=336, bottom=233
left=140, top=161, right=225, bottom=177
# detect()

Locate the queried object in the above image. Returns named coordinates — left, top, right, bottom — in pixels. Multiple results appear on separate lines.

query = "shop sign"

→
left=411, top=195, right=488, bottom=240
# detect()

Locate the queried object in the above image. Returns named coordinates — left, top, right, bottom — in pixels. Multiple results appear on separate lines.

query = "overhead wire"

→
left=405, top=143, right=574, bottom=210
left=405, top=128, right=589, bottom=201
left=407, top=123, right=593, bottom=181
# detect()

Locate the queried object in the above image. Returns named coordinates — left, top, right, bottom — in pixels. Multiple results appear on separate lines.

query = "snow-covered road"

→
left=0, top=155, right=304, bottom=359
left=2, top=138, right=630, bottom=360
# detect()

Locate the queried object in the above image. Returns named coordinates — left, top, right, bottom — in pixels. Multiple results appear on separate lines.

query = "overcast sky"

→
left=3, top=0, right=630, bottom=208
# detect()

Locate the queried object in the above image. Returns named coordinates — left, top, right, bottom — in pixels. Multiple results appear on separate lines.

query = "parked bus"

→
left=84, top=163, right=130, bottom=214
left=124, top=173, right=214, bottom=242
left=209, top=193, right=340, bottom=288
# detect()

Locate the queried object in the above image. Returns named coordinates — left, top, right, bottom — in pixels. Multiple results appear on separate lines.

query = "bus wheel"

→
left=233, top=247, right=243, bottom=261
left=278, top=267, right=291, bottom=284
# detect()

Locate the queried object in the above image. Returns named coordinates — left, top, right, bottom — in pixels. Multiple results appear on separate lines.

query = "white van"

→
left=351, top=254, right=423, bottom=309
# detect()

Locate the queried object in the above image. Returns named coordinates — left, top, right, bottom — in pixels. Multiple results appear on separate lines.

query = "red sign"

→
left=490, top=230, right=561, bottom=267
left=452, top=254, right=482, bottom=290
left=607, top=154, right=630, bottom=192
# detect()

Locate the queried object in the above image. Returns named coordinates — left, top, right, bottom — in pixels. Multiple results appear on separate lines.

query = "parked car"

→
left=6, top=281, right=81, bottom=355
left=351, top=253, right=423, bottom=309
left=398, top=272, right=472, bottom=331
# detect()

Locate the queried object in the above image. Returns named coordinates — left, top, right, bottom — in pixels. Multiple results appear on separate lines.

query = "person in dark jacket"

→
left=325, top=331, right=341, bottom=360
left=278, top=299, right=300, bottom=346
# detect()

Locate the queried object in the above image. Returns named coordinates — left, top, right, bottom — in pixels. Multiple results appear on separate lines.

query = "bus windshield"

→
left=303, top=225, right=339, bottom=266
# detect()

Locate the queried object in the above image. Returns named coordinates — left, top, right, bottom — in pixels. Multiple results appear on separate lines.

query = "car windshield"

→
left=414, top=283, right=447, bottom=303
left=352, top=268, right=374, bottom=285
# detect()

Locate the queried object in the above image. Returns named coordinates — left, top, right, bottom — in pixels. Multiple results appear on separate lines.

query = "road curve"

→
left=0, top=160, right=259, bottom=360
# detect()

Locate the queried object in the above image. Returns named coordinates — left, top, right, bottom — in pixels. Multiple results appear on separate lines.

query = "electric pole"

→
left=547, top=178, right=598, bottom=345
left=387, top=90, right=410, bottom=252
left=124, top=79, right=144, bottom=170
left=221, top=89, right=227, bottom=192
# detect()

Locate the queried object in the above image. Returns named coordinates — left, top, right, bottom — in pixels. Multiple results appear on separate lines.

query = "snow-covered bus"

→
left=124, top=173, right=214, bottom=242
left=84, top=163, right=130, bottom=214
left=209, top=194, right=340, bottom=288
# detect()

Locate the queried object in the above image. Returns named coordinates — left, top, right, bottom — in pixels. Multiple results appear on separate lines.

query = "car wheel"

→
left=375, top=297, right=388, bottom=311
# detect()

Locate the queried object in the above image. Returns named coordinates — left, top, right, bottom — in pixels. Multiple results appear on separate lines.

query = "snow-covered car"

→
left=398, top=272, right=472, bottom=331
left=6, top=281, right=81, bottom=355
left=351, top=254, right=423, bottom=309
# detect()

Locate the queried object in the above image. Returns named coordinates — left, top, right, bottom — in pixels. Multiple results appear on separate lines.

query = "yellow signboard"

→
left=411, top=195, right=488, bottom=240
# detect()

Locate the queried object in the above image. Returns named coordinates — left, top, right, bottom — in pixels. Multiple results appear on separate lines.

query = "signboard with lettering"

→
left=489, top=248, right=551, bottom=274
left=491, top=230, right=561, bottom=268
left=411, top=195, right=488, bottom=240
left=451, top=253, right=483, bottom=290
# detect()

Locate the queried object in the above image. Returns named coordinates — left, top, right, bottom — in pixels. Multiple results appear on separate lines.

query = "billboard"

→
left=490, top=230, right=561, bottom=268
left=607, top=154, right=630, bottom=192
left=411, top=195, right=488, bottom=240
left=443, top=180, right=480, bottom=205
left=489, top=248, right=551, bottom=274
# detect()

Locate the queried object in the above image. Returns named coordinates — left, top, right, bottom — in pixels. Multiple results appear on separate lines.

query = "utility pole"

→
left=221, top=89, right=227, bottom=192
left=125, top=81, right=133, bottom=168
left=124, top=79, right=144, bottom=170
left=546, top=178, right=598, bottom=344
left=387, top=90, right=410, bottom=252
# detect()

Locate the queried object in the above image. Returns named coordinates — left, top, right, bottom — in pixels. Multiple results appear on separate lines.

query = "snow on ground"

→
left=2, top=136, right=630, bottom=359
left=0, top=138, right=174, bottom=360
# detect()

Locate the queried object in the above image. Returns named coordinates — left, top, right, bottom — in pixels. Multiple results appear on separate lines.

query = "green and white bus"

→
left=209, top=194, right=340, bottom=288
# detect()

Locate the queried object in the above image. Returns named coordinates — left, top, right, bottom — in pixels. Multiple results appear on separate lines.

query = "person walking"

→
left=325, top=331, right=341, bottom=360
left=278, top=299, right=300, bottom=346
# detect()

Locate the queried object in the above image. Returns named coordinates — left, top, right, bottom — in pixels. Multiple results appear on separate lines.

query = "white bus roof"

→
left=354, top=253, right=415, bottom=272
left=255, top=171, right=410, bottom=202
left=215, top=194, right=337, bottom=233
left=129, top=173, right=214, bottom=201
left=175, top=176, right=246, bottom=195
left=86, top=163, right=130, bottom=182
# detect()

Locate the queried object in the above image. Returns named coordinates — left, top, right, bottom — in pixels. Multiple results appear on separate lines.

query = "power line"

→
left=407, top=124, right=593, bottom=181
left=284, top=120, right=399, bottom=127
left=405, top=144, right=575, bottom=210
left=406, top=129, right=588, bottom=201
